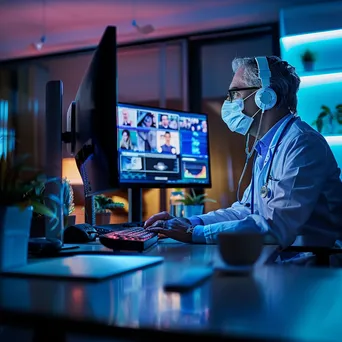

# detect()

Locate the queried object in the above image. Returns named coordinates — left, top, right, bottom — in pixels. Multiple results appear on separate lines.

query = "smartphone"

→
left=163, top=267, right=213, bottom=293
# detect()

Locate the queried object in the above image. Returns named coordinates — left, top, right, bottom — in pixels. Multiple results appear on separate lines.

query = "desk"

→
left=56, top=239, right=277, bottom=266
left=1, top=242, right=342, bottom=342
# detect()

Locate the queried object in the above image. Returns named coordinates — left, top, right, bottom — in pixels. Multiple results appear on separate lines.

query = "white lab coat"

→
left=193, top=115, right=342, bottom=249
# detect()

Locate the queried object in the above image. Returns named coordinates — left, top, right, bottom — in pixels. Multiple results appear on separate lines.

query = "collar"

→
left=255, top=114, right=292, bottom=156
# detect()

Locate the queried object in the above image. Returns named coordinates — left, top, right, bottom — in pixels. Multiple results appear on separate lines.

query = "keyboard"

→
left=99, top=227, right=158, bottom=252
left=94, top=221, right=145, bottom=235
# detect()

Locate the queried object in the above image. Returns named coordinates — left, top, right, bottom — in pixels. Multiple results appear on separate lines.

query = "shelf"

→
left=324, top=136, right=342, bottom=146
left=280, top=27, right=342, bottom=75
left=281, top=28, right=342, bottom=50
left=279, top=3, right=342, bottom=155
left=299, top=68, right=342, bottom=77
left=279, top=2, right=342, bottom=38
left=300, top=71, right=342, bottom=86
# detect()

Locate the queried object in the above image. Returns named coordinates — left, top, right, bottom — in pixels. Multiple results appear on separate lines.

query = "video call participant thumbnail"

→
left=158, top=131, right=177, bottom=154
left=137, top=111, right=156, bottom=128
left=159, top=114, right=179, bottom=130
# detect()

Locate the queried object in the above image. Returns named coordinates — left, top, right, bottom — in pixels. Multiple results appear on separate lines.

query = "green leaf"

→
left=202, top=198, right=217, bottom=203
left=321, top=105, right=331, bottom=113
left=316, top=117, right=323, bottom=133
left=46, top=194, right=63, bottom=206
left=318, top=112, right=328, bottom=119
left=176, top=191, right=216, bottom=205
left=31, top=200, right=57, bottom=218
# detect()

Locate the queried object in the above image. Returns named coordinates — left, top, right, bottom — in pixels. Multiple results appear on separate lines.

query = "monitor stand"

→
left=159, top=188, right=167, bottom=212
left=83, top=189, right=143, bottom=225
left=84, top=195, right=95, bottom=225
left=128, top=188, right=143, bottom=223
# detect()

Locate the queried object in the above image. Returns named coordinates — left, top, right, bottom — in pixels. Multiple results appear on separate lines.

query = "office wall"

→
left=39, top=44, right=183, bottom=113
left=0, top=42, right=184, bottom=222
left=0, top=27, right=277, bottom=222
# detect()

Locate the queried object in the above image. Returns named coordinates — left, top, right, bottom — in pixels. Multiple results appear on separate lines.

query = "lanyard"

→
left=250, top=116, right=296, bottom=214
left=250, top=152, right=258, bottom=214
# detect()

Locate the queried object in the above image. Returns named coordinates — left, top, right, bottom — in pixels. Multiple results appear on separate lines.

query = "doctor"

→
left=145, top=56, right=342, bottom=249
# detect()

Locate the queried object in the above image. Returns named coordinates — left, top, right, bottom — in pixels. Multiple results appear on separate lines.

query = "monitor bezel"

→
left=117, top=102, right=212, bottom=189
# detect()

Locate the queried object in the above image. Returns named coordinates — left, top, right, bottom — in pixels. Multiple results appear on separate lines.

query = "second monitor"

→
left=117, top=103, right=211, bottom=188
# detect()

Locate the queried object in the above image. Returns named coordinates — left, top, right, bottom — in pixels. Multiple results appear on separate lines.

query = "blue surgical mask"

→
left=221, top=92, right=260, bottom=135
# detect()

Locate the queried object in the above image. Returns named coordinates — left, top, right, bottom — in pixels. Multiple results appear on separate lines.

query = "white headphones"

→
left=254, top=56, right=277, bottom=112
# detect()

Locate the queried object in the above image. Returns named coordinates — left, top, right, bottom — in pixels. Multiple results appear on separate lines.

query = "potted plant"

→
left=312, top=104, right=342, bottom=134
left=177, top=189, right=216, bottom=217
left=0, top=153, right=58, bottom=271
left=94, top=194, right=124, bottom=225
left=336, top=104, right=342, bottom=126
left=301, top=49, right=316, bottom=72
left=62, top=178, right=76, bottom=228
left=29, top=177, right=69, bottom=237
left=29, top=180, right=49, bottom=238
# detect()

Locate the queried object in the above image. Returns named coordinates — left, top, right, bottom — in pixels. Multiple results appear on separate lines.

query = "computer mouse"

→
left=64, top=223, right=97, bottom=243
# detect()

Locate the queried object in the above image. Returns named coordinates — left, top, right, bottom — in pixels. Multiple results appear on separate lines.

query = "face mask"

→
left=221, top=92, right=259, bottom=135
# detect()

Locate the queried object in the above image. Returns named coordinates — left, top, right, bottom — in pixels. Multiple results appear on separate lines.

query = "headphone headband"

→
left=254, top=56, right=277, bottom=111
left=255, top=56, right=271, bottom=88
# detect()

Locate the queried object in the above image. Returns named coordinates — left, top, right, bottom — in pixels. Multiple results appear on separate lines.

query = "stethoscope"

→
left=247, top=115, right=297, bottom=214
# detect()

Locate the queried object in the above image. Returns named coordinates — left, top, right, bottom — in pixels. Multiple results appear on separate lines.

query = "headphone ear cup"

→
left=255, top=88, right=277, bottom=111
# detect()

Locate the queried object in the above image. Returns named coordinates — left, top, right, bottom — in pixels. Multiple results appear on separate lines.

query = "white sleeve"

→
left=193, top=133, right=330, bottom=247
left=196, top=184, right=252, bottom=225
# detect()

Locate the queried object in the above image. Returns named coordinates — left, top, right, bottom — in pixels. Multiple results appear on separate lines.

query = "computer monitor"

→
left=68, top=26, right=119, bottom=197
left=64, top=26, right=211, bottom=222
left=117, top=103, right=211, bottom=188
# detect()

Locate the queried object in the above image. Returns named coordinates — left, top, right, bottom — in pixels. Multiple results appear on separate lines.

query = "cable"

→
left=237, top=109, right=264, bottom=205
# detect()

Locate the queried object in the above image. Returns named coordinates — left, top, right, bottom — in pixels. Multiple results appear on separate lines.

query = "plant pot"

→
left=303, top=61, right=314, bottom=72
left=96, top=212, right=111, bottom=225
left=30, top=215, right=46, bottom=238
left=183, top=205, right=204, bottom=218
left=0, top=206, right=33, bottom=271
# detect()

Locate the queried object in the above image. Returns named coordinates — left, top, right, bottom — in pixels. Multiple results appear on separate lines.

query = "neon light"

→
left=325, top=136, right=342, bottom=145
left=281, top=29, right=342, bottom=49
left=300, top=72, right=342, bottom=86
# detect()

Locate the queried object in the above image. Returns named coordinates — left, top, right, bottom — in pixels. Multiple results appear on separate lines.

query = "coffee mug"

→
left=217, top=231, right=263, bottom=266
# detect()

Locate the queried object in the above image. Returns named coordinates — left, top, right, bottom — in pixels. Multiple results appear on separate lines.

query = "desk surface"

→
left=1, top=241, right=342, bottom=341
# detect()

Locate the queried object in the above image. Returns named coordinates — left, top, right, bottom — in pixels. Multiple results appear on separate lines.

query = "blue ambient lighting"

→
left=325, top=136, right=342, bottom=146
left=300, top=72, right=342, bottom=87
left=280, top=27, right=342, bottom=160
left=281, top=29, right=342, bottom=49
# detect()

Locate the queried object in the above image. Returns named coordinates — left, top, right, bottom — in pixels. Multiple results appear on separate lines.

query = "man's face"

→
left=228, top=67, right=259, bottom=118
left=162, top=115, right=169, bottom=126
left=164, top=133, right=171, bottom=144
left=122, top=110, right=129, bottom=121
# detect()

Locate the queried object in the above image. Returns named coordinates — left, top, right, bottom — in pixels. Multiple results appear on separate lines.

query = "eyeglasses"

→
left=226, top=87, right=259, bottom=103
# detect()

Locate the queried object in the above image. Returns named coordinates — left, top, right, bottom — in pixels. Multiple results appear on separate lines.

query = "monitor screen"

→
left=117, top=103, right=211, bottom=187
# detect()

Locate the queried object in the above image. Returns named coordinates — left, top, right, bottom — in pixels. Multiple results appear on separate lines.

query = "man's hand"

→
left=146, top=217, right=194, bottom=243
left=144, top=211, right=174, bottom=228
